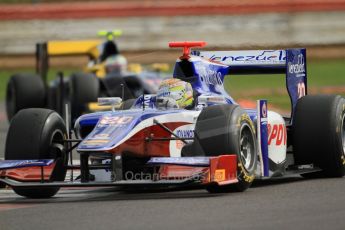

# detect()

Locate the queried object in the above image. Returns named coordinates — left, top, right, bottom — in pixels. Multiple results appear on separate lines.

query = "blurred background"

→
left=0, top=0, right=344, bottom=116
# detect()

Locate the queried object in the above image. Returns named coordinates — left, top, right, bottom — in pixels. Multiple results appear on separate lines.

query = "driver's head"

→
left=156, top=78, right=193, bottom=109
left=104, top=54, right=127, bottom=74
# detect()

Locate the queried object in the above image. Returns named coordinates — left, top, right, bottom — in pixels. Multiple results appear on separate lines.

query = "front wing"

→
left=0, top=155, right=237, bottom=190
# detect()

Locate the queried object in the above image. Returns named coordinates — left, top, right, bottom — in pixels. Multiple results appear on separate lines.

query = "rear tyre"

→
left=6, top=73, right=46, bottom=121
left=69, top=73, right=99, bottom=121
left=5, top=108, right=67, bottom=198
left=193, top=104, right=257, bottom=193
left=293, top=95, right=345, bottom=177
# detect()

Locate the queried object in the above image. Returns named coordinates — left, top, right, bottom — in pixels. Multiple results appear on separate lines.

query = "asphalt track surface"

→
left=1, top=101, right=345, bottom=230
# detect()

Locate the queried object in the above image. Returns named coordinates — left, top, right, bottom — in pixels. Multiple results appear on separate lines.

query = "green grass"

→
left=224, top=59, right=345, bottom=111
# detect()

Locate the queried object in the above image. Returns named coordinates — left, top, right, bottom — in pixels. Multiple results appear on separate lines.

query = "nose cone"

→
left=77, top=113, right=138, bottom=152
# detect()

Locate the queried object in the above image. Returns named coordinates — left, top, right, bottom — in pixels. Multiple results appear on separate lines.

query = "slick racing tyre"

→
left=5, top=109, right=67, bottom=198
left=6, top=73, right=46, bottom=121
left=193, top=104, right=257, bottom=192
left=46, top=79, right=70, bottom=115
left=69, top=73, right=99, bottom=121
left=293, top=95, right=345, bottom=177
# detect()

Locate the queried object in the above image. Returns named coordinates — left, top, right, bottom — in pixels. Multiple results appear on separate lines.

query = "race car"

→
left=5, top=30, right=169, bottom=122
left=0, top=41, right=344, bottom=198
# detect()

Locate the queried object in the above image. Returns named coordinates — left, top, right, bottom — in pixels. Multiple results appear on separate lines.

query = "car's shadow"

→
left=0, top=176, right=308, bottom=205
left=0, top=185, right=219, bottom=205
left=252, top=176, right=306, bottom=187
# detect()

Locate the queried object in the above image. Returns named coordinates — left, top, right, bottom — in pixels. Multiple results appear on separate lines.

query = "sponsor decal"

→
left=144, top=95, right=152, bottom=107
left=94, top=133, right=110, bottom=139
left=15, top=160, right=45, bottom=166
left=207, top=50, right=286, bottom=64
left=170, top=123, right=196, bottom=156
left=83, top=139, right=109, bottom=146
left=198, top=67, right=223, bottom=86
left=147, top=157, right=210, bottom=166
left=297, top=82, right=306, bottom=98
left=214, top=169, right=226, bottom=182
left=288, top=54, right=305, bottom=77
left=258, top=99, right=269, bottom=177
left=262, top=102, right=267, bottom=118
left=268, top=124, right=287, bottom=146
left=135, top=95, right=154, bottom=107
left=175, top=129, right=194, bottom=149
left=99, top=116, right=133, bottom=126
left=176, top=129, right=194, bottom=138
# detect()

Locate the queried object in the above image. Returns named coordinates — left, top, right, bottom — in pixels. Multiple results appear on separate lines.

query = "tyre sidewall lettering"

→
left=237, top=113, right=256, bottom=135
left=236, top=114, right=256, bottom=183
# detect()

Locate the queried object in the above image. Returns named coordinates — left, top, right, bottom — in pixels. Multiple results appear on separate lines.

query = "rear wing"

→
left=47, top=40, right=101, bottom=58
left=193, top=48, right=307, bottom=119
left=36, top=40, right=102, bottom=82
left=193, top=50, right=287, bottom=74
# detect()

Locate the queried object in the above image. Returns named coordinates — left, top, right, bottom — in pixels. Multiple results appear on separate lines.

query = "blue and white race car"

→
left=1, top=41, right=344, bottom=198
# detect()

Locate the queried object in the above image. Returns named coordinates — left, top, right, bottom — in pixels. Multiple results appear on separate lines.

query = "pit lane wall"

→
left=0, top=0, right=344, bottom=55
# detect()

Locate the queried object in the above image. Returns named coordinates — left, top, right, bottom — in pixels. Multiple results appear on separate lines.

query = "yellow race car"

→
left=6, top=30, right=169, bottom=122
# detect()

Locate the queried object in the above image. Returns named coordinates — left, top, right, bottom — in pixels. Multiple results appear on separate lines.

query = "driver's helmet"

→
left=156, top=78, right=193, bottom=109
left=104, top=54, right=127, bottom=74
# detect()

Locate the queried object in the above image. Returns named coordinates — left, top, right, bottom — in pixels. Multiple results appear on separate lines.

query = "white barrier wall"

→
left=0, top=11, right=344, bottom=54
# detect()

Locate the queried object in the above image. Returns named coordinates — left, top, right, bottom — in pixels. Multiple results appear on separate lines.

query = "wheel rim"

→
left=240, top=124, right=256, bottom=172
left=49, top=129, right=67, bottom=182
left=50, top=130, right=65, bottom=159
left=341, top=113, right=345, bottom=154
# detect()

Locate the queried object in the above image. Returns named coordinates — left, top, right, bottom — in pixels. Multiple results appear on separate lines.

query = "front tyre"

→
left=193, top=105, right=257, bottom=193
left=5, top=108, right=67, bottom=198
